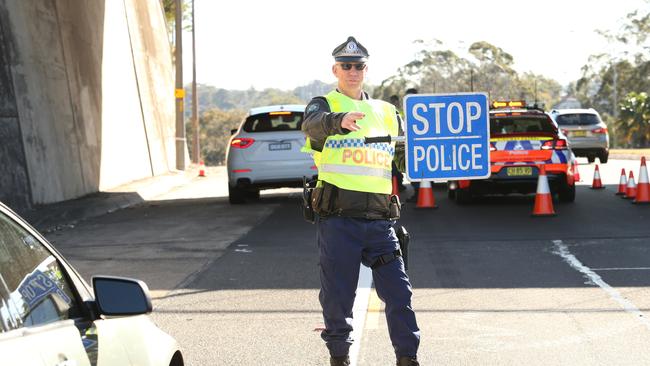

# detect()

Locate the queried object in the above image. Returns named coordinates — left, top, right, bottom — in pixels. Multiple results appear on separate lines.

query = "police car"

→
left=448, top=101, right=578, bottom=203
left=226, top=105, right=316, bottom=204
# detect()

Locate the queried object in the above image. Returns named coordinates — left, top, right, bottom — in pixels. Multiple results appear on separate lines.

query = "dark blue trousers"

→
left=317, top=216, right=420, bottom=358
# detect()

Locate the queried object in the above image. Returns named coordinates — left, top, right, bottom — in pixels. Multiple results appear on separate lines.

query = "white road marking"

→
left=365, top=289, right=383, bottom=330
left=350, top=264, right=373, bottom=366
left=552, top=240, right=650, bottom=330
left=592, top=267, right=650, bottom=271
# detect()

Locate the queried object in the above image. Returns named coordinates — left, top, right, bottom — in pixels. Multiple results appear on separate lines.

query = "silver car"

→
left=550, top=108, right=610, bottom=163
left=0, top=201, right=184, bottom=365
left=226, top=104, right=316, bottom=204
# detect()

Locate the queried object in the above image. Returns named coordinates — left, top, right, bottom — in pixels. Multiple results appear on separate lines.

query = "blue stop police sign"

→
left=404, top=93, right=490, bottom=181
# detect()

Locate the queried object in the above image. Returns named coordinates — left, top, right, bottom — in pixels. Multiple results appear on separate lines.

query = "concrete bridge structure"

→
left=0, top=0, right=185, bottom=212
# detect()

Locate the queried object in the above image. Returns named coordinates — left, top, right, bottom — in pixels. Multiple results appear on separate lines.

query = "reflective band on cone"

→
left=532, top=165, right=556, bottom=217
left=590, top=164, right=604, bottom=189
left=626, top=171, right=637, bottom=200
left=199, top=161, right=206, bottom=177
left=634, top=156, right=650, bottom=204
left=416, top=180, right=438, bottom=209
left=616, top=168, right=627, bottom=195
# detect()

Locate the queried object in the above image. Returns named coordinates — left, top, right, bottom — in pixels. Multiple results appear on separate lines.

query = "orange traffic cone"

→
left=634, top=157, right=650, bottom=204
left=416, top=180, right=438, bottom=209
left=392, top=176, right=400, bottom=196
left=625, top=171, right=637, bottom=200
left=532, top=165, right=555, bottom=217
left=198, top=161, right=206, bottom=177
left=616, top=168, right=627, bottom=195
left=573, top=161, right=581, bottom=183
left=590, top=164, right=604, bottom=189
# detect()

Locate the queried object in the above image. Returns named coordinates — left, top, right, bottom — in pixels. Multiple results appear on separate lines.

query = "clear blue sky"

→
left=182, top=0, right=647, bottom=90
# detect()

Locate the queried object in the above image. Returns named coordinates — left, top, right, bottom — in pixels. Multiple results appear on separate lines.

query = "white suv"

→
left=550, top=108, right=610, bottom=163
left=225, top=105, right=316, bottom=204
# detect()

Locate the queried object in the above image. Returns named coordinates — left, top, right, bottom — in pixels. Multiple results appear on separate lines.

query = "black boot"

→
left=330, top=355, right=350, bottom=366
left=397, top=356, right=420, bottom=366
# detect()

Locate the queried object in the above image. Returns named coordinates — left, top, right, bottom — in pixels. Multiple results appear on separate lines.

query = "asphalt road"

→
left=46, top=159, right=650, bottom=366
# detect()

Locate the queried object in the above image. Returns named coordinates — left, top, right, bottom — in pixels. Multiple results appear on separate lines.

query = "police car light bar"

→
left=492, top=100, right=526, bottom=109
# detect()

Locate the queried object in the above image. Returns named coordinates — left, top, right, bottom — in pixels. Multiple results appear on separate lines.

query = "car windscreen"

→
left=555, top=113, right=600, bottom=126
left=242, top=111, right=304, bottom=133
left=490, top=115, right=556, bottom=135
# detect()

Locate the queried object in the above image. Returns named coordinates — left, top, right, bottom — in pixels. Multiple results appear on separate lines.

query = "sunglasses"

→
left=339, top=63, right=367, bottom=71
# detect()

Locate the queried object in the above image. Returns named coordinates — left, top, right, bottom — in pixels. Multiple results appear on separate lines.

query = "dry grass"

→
left=610, top=148, right=650, bottom=156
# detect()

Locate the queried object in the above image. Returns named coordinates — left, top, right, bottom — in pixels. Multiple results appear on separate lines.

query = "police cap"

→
left=332, top=36, right=369, bottom=62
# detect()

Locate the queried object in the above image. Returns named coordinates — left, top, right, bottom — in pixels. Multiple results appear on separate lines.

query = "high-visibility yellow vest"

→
left=303, top=90, right=398, bottom=194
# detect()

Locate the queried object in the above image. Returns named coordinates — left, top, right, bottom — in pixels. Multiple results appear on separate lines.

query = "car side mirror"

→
left=230, top=128, right=237, bottom=135
left=92, top=276, right=153, bottom=316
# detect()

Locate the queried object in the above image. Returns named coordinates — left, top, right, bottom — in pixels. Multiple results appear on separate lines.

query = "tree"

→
left=575, top=2, right=650, bottom=147
left=372, top=41, right=561, bottom=108
left=618, top=92, right=650, bottom=147
left=186, top=108, right=246, bottom=165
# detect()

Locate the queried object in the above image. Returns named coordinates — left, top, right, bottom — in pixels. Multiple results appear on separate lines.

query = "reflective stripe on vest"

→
left=315, top=90, right=398, bottom=194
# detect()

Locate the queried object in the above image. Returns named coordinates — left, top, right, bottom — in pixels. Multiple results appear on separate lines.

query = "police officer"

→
left=302, top=36, right=420, bottom=366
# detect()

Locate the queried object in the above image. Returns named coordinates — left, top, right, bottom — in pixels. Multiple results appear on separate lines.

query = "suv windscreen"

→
left=242, top=112, right=304, bottom=133
left=555, top=113, right=600, bottom=126
left=490, top=116, right=556, bottom=135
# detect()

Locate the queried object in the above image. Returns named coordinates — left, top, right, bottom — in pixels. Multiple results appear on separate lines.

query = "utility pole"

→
left=470, top=69, right=474, bottom=92
left=191, top=0, right=199, bottom=164
left=612, top=60, right=618, bottom=120
left=174, top=0, right=185, bottom=170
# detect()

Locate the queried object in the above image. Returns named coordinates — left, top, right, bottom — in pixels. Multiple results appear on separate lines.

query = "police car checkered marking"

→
left=493, top=139, right=571, bottom=165
left=493, top=150, right=570, bottom=166
left=325, top=139, right=395, bottom=154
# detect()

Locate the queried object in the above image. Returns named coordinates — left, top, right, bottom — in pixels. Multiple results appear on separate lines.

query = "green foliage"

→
left=162, top=0, right=192, bottom=36
left=575, top=2, right=650, bottom=147
left=184, top=83, right=323, bottom=116
left=372, top=41, right=562, bottom=109
left=617, top=92, right=650, bottom=147
left=184, top=82, right=329, bottom=165
left=186, top=108, right=246, bottom=165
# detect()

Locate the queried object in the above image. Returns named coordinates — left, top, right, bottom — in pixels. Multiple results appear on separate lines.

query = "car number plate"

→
left=268, top=143, right=291, bottom=151
left=571, top=130, right=587, bottom=137
left=506, top=166, right=533, bottom=176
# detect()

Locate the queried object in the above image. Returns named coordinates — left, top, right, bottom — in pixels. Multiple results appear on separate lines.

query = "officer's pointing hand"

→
left=341, top=112, right=365, bottom=132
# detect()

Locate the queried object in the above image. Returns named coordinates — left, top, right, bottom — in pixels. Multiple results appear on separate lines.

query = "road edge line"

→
left=552, top=239, right=650, bottom=330
left=350, top=264, right=373, bottom=366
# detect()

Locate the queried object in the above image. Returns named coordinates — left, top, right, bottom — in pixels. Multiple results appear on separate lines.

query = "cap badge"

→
left=345, top=41, right=358, bottom=53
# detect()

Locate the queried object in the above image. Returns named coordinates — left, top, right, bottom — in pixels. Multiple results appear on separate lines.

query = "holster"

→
left=301, top=177, right=316, bottom=223
left=396, top=225, right=410, bottom=271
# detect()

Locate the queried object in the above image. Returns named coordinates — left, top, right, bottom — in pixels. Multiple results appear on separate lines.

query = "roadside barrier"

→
left=532, top=165, right=555, bottom=217
left=626, top=171, right=637, bottom=200
left=634, top=157, right=650, bottom=204
left=416, top=180, right=438, bottom=209
left=616, top=168, right=627, bottom=195
left=590, top=164, right=605, bottom=189
left=199, top=161, right=206, bottom=177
